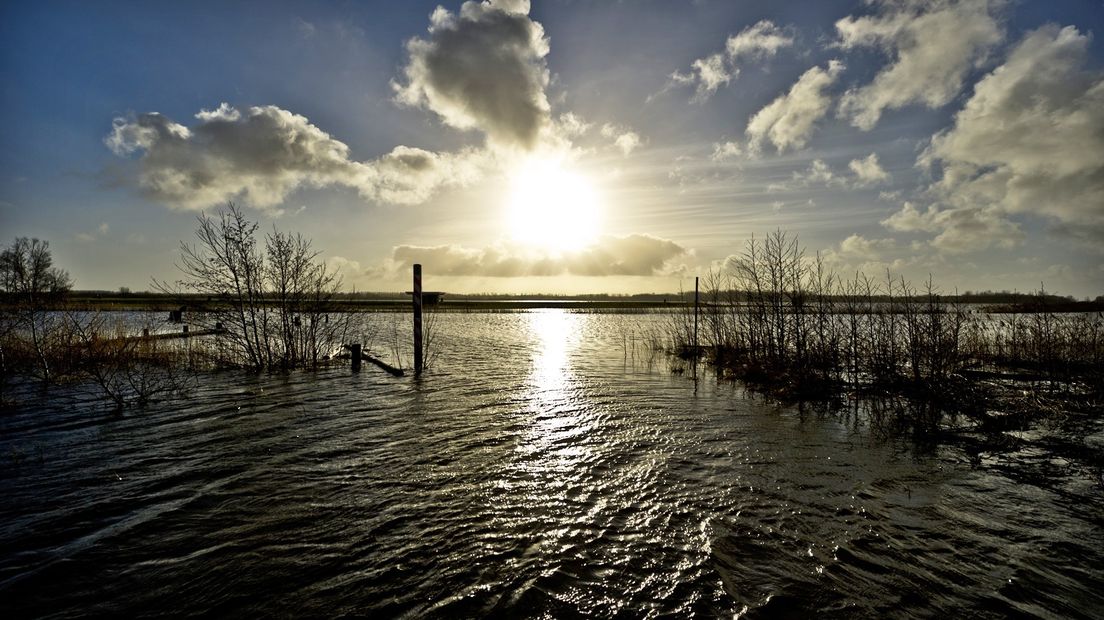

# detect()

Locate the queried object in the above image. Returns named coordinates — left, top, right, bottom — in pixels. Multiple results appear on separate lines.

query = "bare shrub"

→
left=67, top=312, right=196, bottom=410
left=662, top=229, right=1103, bottom=428
left=158, top=203, right=351, bottom=371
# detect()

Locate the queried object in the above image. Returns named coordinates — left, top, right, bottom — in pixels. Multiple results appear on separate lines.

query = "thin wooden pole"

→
left=693, top=276, right=699, bottom=351
left=413, top=263, right=423, bottom=375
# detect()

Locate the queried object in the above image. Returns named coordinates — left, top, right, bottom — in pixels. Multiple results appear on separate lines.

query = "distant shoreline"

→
left=33, top=291, right=1104, bottom=313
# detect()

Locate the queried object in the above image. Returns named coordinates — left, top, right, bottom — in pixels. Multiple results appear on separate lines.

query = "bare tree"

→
left=0, top=237, right=73, bottom=382
left=158, top=203, right=348, bottom=371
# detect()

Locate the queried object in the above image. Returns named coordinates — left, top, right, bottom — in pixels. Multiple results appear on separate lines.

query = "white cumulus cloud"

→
left=672, top=20, right=794, bottom=101
left=849, top=153, right=889, bottom=185
left=746, top=60, right=845, bottom=153
left=882, top=202, right=1023, bottom=253
left=838, top=233, right=897, bottom=260
left=106, top=104, right=486, bottom=211
left=836, top=0, right=1005, bottom=130
left=899, top=24, right=1104, bottom=251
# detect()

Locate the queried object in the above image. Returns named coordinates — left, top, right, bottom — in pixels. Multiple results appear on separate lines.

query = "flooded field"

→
left=2, top=311, right=1102, bottom=618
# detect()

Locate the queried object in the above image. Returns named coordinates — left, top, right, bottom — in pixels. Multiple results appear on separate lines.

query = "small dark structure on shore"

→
left=405, top=291, right=445, bottom=305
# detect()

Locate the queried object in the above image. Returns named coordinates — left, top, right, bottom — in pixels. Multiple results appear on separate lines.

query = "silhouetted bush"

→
left=662, top=230, right=1104, bottom=420
left=158, top=203, right=352, bottom=371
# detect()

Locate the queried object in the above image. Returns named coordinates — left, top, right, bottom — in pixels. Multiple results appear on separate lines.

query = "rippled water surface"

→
left=3, top=312, right=1102, bottom=618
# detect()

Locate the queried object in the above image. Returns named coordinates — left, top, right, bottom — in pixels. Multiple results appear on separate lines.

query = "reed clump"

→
left=663, top=230, right=1103, bottom=429
left=0, top=309, right=199, bottom=410
left=69, top=314, right=198, bottom=409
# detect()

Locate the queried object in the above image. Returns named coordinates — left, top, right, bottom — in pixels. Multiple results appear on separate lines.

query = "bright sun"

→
left=505, top=156, right=602, bottom=252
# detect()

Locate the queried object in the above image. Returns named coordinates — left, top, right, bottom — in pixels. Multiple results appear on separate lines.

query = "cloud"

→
left=792, top=154, right=887, bottom=187
left=557, top=112, right=591, bottom=138
left=600, top=123, right=644, bottom=156
left=926, top=25, right=1104, bottom=231
left=325, top=255, right=364, bottom=285
left=710, top=140, right=741, bottom=161
left=836, top=0, right=1004, bottom=130
left=837, top=233, right=896, bottom=260
left=792, top=159, right=842, bottom=187
left=726, top=20, right=795, bottom=58
left=389, top=234, right=687, bottom=277
left=194, top=102, right=241, bottom=123
left=370, top=144, right=486, bottom=205
left=75, top=222, right=110, bottom=242
left=106, top=104, right=486, bottom=211
left=1046, top=222, right=1104, bottom=253
left=671, top=53, right=731, bottom=100
left=613, top=133, right=642, bottom=156
left=771, top=155, right=887, bottom=192
left=882, top=202, right=935, bottom=232
left=893, top=25, right=1104, bottom=252
left=295, top=17, right=316, bottom=39
left=882, top=202, right=1022, bottom=253
left=392, top=0, right=552, bottom=149
left=746, top=60, right=844, bottom=153
left=848, top=153, right=889, bottom=185
left=105, top=113, right=190, bottom=155
left=269, top=205, right=308, bottom=219
left=672, top=20, right=794, bottom=100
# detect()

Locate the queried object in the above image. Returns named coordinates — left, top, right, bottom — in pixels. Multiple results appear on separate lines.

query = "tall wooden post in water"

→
left=693, top=276, right=699, bottom=351
left=413, top=263, right=423, bottom=376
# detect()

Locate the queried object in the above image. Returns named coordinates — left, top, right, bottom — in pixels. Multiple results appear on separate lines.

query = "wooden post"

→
left=350, top=343, right=362, bottom=372
left=413, top=263, right=423, bottom=376
left=693, top=276, right=699, bottom=352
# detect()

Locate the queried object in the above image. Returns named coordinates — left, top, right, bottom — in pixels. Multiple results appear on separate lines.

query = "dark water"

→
left=2, top=312, right=1102, bottom=618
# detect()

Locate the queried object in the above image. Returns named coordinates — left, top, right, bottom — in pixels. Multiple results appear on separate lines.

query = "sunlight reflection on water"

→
left=528, top=309, right=576, bottom=396
left=518, top=310, right=595, bottom=478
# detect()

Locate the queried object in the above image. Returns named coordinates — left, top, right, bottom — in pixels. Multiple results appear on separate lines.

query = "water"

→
left=2, top=311, right=1102, bottom=618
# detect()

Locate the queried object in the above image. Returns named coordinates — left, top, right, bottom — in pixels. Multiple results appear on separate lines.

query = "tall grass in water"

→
left=663, top=230, right=1103, bottom=414
left=67, top=313, right=197, bottom=409
left=971, top=287, right=1104, bottom=391
left=0, top=310, right=197, bottom=410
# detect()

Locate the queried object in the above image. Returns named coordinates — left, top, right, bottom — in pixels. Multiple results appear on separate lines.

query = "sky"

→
left=1, top=0, right=1102, bottom=297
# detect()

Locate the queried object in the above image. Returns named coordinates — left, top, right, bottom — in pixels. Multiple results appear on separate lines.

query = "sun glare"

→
left=505, top=157, right=602, bottom=252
